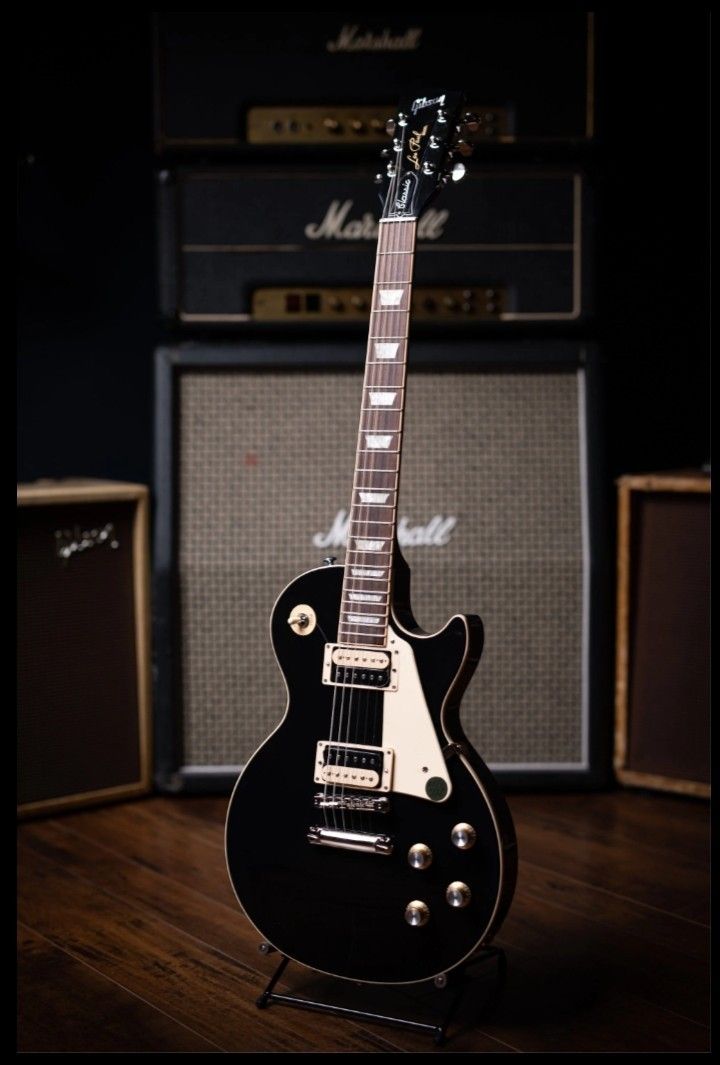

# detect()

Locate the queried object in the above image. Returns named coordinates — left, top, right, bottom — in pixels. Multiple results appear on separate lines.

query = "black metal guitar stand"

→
left=256, top=942, right=507, bottom=1046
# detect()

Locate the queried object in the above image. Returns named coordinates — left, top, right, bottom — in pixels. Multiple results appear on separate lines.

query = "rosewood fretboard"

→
left=338, top=217, right=417, bottom=647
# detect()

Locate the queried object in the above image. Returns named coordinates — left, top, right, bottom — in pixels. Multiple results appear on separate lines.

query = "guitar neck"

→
left=338, top=217, right=418, bottom=647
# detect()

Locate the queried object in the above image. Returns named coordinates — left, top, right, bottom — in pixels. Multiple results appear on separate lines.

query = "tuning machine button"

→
left=407, top=843, right=433, bottom=870
left=451, top=162, right=467, bottom=182
left=385, top=118, right=396, bottom=136
left=463, top=112, right=480, bottom=133
left=446, top=882, right=472, bottom=908
left=405, top=900, right=430, bottom=926
left=456, top=139, right=473, bottom=158
left=451, top=822, right=477, bottom=849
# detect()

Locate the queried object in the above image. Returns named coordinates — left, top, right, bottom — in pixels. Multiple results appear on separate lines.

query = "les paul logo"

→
left=406, top=125, right=428, bottom=171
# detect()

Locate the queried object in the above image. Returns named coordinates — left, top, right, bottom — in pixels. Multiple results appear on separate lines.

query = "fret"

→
left=339, top=218, right=417, bottom=645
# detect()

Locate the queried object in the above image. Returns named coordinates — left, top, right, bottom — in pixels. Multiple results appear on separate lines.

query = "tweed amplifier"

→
left=17, top=480, right=152, bottom=817
left=158, top=166, right=591, bottom=325
left=154, top=12, right=594, bottom=151
left=154, top=340, right=610, bottom=793
left=614, top=472, right=710, bottom=797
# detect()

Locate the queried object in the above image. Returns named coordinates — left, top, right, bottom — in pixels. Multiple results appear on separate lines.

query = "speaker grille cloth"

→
left=178, top=370, right=584, bottom=767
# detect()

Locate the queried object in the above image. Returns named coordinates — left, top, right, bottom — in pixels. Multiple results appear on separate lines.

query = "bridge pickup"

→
left=313, top=792, right=390, bottom=813
left=314, top=742, right=394, bottom=792
left=322, top=644, right=398, bottom=692
left=307, top=825, right=393, bottom=856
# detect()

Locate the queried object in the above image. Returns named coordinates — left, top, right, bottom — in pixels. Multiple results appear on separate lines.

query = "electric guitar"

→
left=226, top=92, right=517, bottom=985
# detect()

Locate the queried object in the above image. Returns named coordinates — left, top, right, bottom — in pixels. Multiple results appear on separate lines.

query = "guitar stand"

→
left=255, top=942, right=507, bottom=1046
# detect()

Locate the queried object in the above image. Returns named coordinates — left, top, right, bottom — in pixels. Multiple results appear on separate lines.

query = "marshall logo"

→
left=326, top=25, right=422, bottom=52
left=406, top=125, right=428, bottom=171
left=411, top=94, right=446, bottom=115
left=313, top=510, right=457, bottom=550
left=305, top=199, right=448, bottom=241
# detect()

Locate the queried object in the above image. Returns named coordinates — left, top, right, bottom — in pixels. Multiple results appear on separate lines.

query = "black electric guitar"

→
left=226, top=92, right=517, bottom=985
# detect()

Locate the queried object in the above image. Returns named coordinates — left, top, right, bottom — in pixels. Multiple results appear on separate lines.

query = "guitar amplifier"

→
left=614, top=472, right=710, bottom=797
left=17, top=480, right=152, bottom=817
left=158, top=166, right=591, bottom=326
left=154, top=11, right=594, bottom=151
left=154, top=340, right=611, bottom=792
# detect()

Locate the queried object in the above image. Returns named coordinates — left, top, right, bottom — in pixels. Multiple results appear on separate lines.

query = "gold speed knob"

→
left=404, top=900, right=430, bottom=927
left=451, top=822, right=477, bottom=849
left=407, top=843, right=433, bottom=870
left=446, top=882, right=472, bottom=908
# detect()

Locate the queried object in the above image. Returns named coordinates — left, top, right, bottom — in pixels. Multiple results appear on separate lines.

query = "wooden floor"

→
left=18, top=790, right=710, bottom=1053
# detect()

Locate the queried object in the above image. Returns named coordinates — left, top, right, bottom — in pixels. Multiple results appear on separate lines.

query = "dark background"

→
left=17, top=11, right=710, bottom=487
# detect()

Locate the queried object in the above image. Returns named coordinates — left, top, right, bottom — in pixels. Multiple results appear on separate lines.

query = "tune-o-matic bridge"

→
left=322, top=644, right=399, bottom=692
left=313, top=793, right=390, bottom=813
left=314, top=742, right=394, bottom=792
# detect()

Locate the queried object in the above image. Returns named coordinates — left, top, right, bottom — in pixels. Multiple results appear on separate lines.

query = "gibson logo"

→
left=411, top=94, right=445, bottom=115
left=305, top=199, right=447, bottom=241
left=406, top=125, right=428, bottom=171
left=326, top=25, right=422, bottom=52
left=313, top=510, right=457, bottom=549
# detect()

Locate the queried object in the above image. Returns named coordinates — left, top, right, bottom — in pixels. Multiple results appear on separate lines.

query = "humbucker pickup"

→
left=314, top=742, right=394, bottom=792
left=322, top=644, right=399, bottom=692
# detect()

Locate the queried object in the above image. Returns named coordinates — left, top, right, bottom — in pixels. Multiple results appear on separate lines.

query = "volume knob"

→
left=446, top=882, right=472, bottom=908
left=407, top=843, right=433, bottom=870
left=405, top=900, right=430, bottom=927
left=451, top=822, right=477, bottom=849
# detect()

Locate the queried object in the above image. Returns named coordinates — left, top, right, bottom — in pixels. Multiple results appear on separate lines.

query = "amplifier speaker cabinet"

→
left=17, top=480, right=152, bottom=817
left=158, top=166, right=591, bottom=326
left=154, top=341, right=611, bottom=792
left=154, top=12, right=594, bottom=151
left=614, top=472, right=710, bottom=797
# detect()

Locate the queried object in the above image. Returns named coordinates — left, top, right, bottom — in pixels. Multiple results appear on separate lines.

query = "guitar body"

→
left=226, top=558, right=517, bottom=984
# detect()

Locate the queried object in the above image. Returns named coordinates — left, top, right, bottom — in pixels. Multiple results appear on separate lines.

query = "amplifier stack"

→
left=152, top=12, right=611, bottom=790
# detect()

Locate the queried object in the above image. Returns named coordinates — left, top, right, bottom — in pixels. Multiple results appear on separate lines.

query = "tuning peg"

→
left=397, top=111, right=408, bottom=127
left=456, top=139, right=474, bottom=158
left=463, top=112, right=480, bottom=133
left=380, top=148, right=391, bottom=158
left=374, top=173, right=385, bottom=185
left=451, top=162, right=467, bottom=182
left=385, top=118, right=396, bottom=136
left=422, top=161, right=436, bottom=175
left=436, top=109, right=447, bottom=124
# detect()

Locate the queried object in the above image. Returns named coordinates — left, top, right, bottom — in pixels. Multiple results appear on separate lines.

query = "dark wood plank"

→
left=509, top=799, right=710, bottom=923
left=18, top=819, right=515, bottom=1053
left=17, top=842, right=400, bottom=1053
left=17, top=790, right=710, bottom=1053
left=18, top=923, right=219, bottom=1053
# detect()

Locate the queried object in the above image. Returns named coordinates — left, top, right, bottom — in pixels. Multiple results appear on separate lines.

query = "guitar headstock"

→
left=376, top=92, right=474, bottom=220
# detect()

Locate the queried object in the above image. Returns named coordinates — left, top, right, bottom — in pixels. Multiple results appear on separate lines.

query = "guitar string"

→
left=342, top=122, right=408, bottom=832
left=331, top=170, right=391, bottom=833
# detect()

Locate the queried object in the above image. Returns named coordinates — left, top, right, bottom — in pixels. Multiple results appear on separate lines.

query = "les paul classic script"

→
left=226, top=92, right=517, bottom=985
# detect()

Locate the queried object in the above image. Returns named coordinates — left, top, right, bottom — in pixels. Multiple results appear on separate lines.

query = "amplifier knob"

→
left=407, top=843, right=433, bottom=870
left=404, top=900, right=430, bottom=927
left=350, top=295, right=367, bottom=310
left=351, top=119, right=365, bottom=133
left=442, top=296, right=458, bottom=310
left=323, top=117, right=341, bottom=134
left=451, top=822, right=477, bottom=849
left=446, top=882, right=472, bottom=908
left=328, top=297, right=343, bottom=311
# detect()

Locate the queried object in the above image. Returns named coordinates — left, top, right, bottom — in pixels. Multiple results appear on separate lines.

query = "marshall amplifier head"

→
left=154, top=12, right=594, bottom=151
left=153, top=340, right=611, bottom=793
left=158, top=166, right=591, bottom=326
